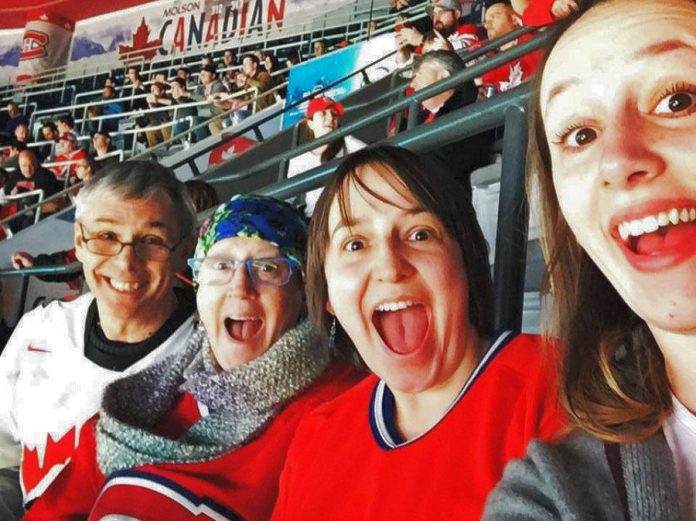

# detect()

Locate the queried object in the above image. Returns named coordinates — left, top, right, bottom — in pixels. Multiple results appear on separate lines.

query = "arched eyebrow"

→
left=543, top=78, right=581, bottom=118
left=329, top=208, right=428, bottom=241
left=633, top=39, right=695, bottom=60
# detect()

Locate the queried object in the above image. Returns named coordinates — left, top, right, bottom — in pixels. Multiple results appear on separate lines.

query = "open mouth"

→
left=371, top=301, right=429, bottom=355
left=107, top=278, right=142, bottom=293
left=616, top=206, right=696, bottom=256
left=224, top=317, right=263, bottom=342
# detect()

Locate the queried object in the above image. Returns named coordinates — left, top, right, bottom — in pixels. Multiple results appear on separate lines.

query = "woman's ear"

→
left=326, top=299, right=334, bottom=315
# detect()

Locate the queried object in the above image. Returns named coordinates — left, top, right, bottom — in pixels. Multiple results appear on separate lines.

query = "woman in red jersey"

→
left=23, top=195, right=362, bottom=521
left=272, top=145, right=567, bottom=521
left=484, top=1, right=696, bottom=519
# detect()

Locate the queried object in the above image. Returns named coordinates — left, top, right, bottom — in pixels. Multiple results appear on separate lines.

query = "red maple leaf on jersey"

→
left=119, top=18, right=161, bottom=63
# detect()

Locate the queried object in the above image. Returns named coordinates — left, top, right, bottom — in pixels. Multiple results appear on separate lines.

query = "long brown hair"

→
left=306, top=145, right=494, bottom=368
left=528, top=0, right=684, bottom=442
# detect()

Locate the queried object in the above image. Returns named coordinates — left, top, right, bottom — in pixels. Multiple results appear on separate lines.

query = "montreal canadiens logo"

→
left=21, top=30, right=49, bottom=60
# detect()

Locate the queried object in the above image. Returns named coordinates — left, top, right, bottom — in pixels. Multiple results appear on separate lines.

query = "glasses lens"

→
left=250, top=258, right=292, bottom=286
left=87, top=238, right=121, bottom=256
left=197, top=257, right=235, bottom=285
left=133, top=242, right=170, bottom=261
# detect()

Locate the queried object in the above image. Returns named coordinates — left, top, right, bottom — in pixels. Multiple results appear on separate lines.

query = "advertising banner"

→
left=282, top=34, right=398, bottom=129
left=70, top=0, right=353, bottom=68
left=17, top=11, right=75, bottom=83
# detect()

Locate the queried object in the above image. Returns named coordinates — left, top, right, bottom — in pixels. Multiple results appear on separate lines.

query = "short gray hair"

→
left=413, top=49, right=465, bottom=76
left=74, top=160, right=197, bottom=237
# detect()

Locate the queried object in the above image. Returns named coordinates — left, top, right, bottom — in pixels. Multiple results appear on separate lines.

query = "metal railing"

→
left=206, top=26, right=552, bottom=186
left=1, top=21, right=549, bottom=233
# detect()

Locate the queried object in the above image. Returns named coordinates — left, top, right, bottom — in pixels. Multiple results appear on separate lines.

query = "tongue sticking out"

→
left=225, top=318, right=263, bottom=342
left=373, top=305, right=428, bottom=355
left=634, top=222, right=696, bottom=255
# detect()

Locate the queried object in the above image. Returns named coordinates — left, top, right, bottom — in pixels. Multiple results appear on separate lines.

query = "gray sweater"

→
left=482, top=432, right=681, bottom=521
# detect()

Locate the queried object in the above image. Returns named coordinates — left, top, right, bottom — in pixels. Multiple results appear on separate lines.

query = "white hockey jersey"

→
left=0, top=293, right=194, bottom=503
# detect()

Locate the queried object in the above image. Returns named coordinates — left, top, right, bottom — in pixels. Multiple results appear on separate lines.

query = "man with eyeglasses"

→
left=0, top=161, right=196, bottom=520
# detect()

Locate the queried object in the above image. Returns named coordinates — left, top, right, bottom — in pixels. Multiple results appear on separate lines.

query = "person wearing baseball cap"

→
left=286, top=96, right=366, bottom=217
left=396, top=0, right=482, bottom=53
left=52, top=132, right=87, bottom=183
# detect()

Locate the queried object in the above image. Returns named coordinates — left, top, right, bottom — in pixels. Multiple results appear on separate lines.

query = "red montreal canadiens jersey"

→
left=23, top=362, right=363, bottom=521
left=272, top=332, right=567, bottom=521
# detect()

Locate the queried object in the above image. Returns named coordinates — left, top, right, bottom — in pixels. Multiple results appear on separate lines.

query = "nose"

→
left=598, top=113, right=666, bottom=190
left=226, top=262, right=257, bottom=298
left=372, top=235, right=413, bottom=283
left=112, top=243, right=139, bottom=271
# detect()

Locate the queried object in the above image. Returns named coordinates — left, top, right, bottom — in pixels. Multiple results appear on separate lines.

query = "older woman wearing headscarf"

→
left=23, top=195, right=363, bottom=521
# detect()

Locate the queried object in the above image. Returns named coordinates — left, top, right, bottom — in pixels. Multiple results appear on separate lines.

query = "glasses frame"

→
left=188, top=256, right=299, bottom=287
left=77, top=222, right=184, bottom=261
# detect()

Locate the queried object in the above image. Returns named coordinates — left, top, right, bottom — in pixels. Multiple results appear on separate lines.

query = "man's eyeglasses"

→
left=78, top=223, right=184, bottom=261
left=188, top=256, right=299, bottom=287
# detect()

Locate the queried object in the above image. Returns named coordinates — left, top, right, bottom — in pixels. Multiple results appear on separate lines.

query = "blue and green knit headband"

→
left=193, top=194, right=308, bottom=280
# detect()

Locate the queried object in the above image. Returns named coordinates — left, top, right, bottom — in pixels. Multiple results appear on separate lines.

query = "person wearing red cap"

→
left=51, top=133, right=87, bottom=184
left=287, top=96, right=366, bottom=217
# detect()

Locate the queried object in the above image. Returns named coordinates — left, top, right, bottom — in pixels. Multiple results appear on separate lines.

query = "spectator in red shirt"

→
left=52, top=133, right=87, bottom=184
left=480, top=1, right=539, bottom=94
left=397, top=0, right=482, bottom=54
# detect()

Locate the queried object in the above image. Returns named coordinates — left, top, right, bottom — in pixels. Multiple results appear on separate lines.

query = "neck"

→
left=391, top=334, right=485, bottom=440
left=424, top=90, right=453, bottom=114
left=651, top=327, right=696, bottom=414
left=97, top=291, right=178, bottom=343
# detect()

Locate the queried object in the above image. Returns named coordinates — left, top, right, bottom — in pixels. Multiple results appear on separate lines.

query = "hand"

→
left=220, top=98, right=244, bottom=110
left=146, top=93, right=157, bottom=105
left=397, top=27, right=423, bottom=47
left=236, top=73, right=248, bottom=88
left=10, top=187, right=18, bottom=196
left=551, top=0, right=579, bottom=19
left=11, top=251, right=34, bottom=270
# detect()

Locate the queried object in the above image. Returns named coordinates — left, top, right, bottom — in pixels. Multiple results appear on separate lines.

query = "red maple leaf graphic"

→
left=119, top=18, right=161, bottom=63
left=22, top=426, right=78, bottom=495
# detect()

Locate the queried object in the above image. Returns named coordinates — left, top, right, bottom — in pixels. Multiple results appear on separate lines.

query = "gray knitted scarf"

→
left=96, top=318, right=329, bottom=477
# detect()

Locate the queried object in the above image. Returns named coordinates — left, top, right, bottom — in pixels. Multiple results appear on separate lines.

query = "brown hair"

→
left=527, top=0, right=689, bottom=443
left=307, top=145, right=493, bottom=368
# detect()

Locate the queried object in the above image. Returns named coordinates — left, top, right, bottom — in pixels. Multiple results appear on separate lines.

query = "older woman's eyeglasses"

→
left=188, top=256, right=298, bottom=287
left=78, top=223, right=183, bottom=261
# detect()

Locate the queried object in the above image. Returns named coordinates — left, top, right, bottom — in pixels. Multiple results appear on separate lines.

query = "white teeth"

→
left=619, top=223, right=630, bottom=242
left=641, top=216, right=658, bottom=234
left=376, top=300, right=414, bottom=312
left=669, top=208, right=680, bottom=225
left=109, top=279, right=141, bottom=292
left=618, top=206, right=696, bottom=242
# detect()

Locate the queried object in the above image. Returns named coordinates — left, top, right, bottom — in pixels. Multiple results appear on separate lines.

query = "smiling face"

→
left=196, top=237, right=304, bottom=371
left=323, top=164, right=474, bottom=393
left=307, top=109, right=339, bottom=138
left=75, top=190, right=188, bottom=328
left=540, top=0, right=696, bottom=335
